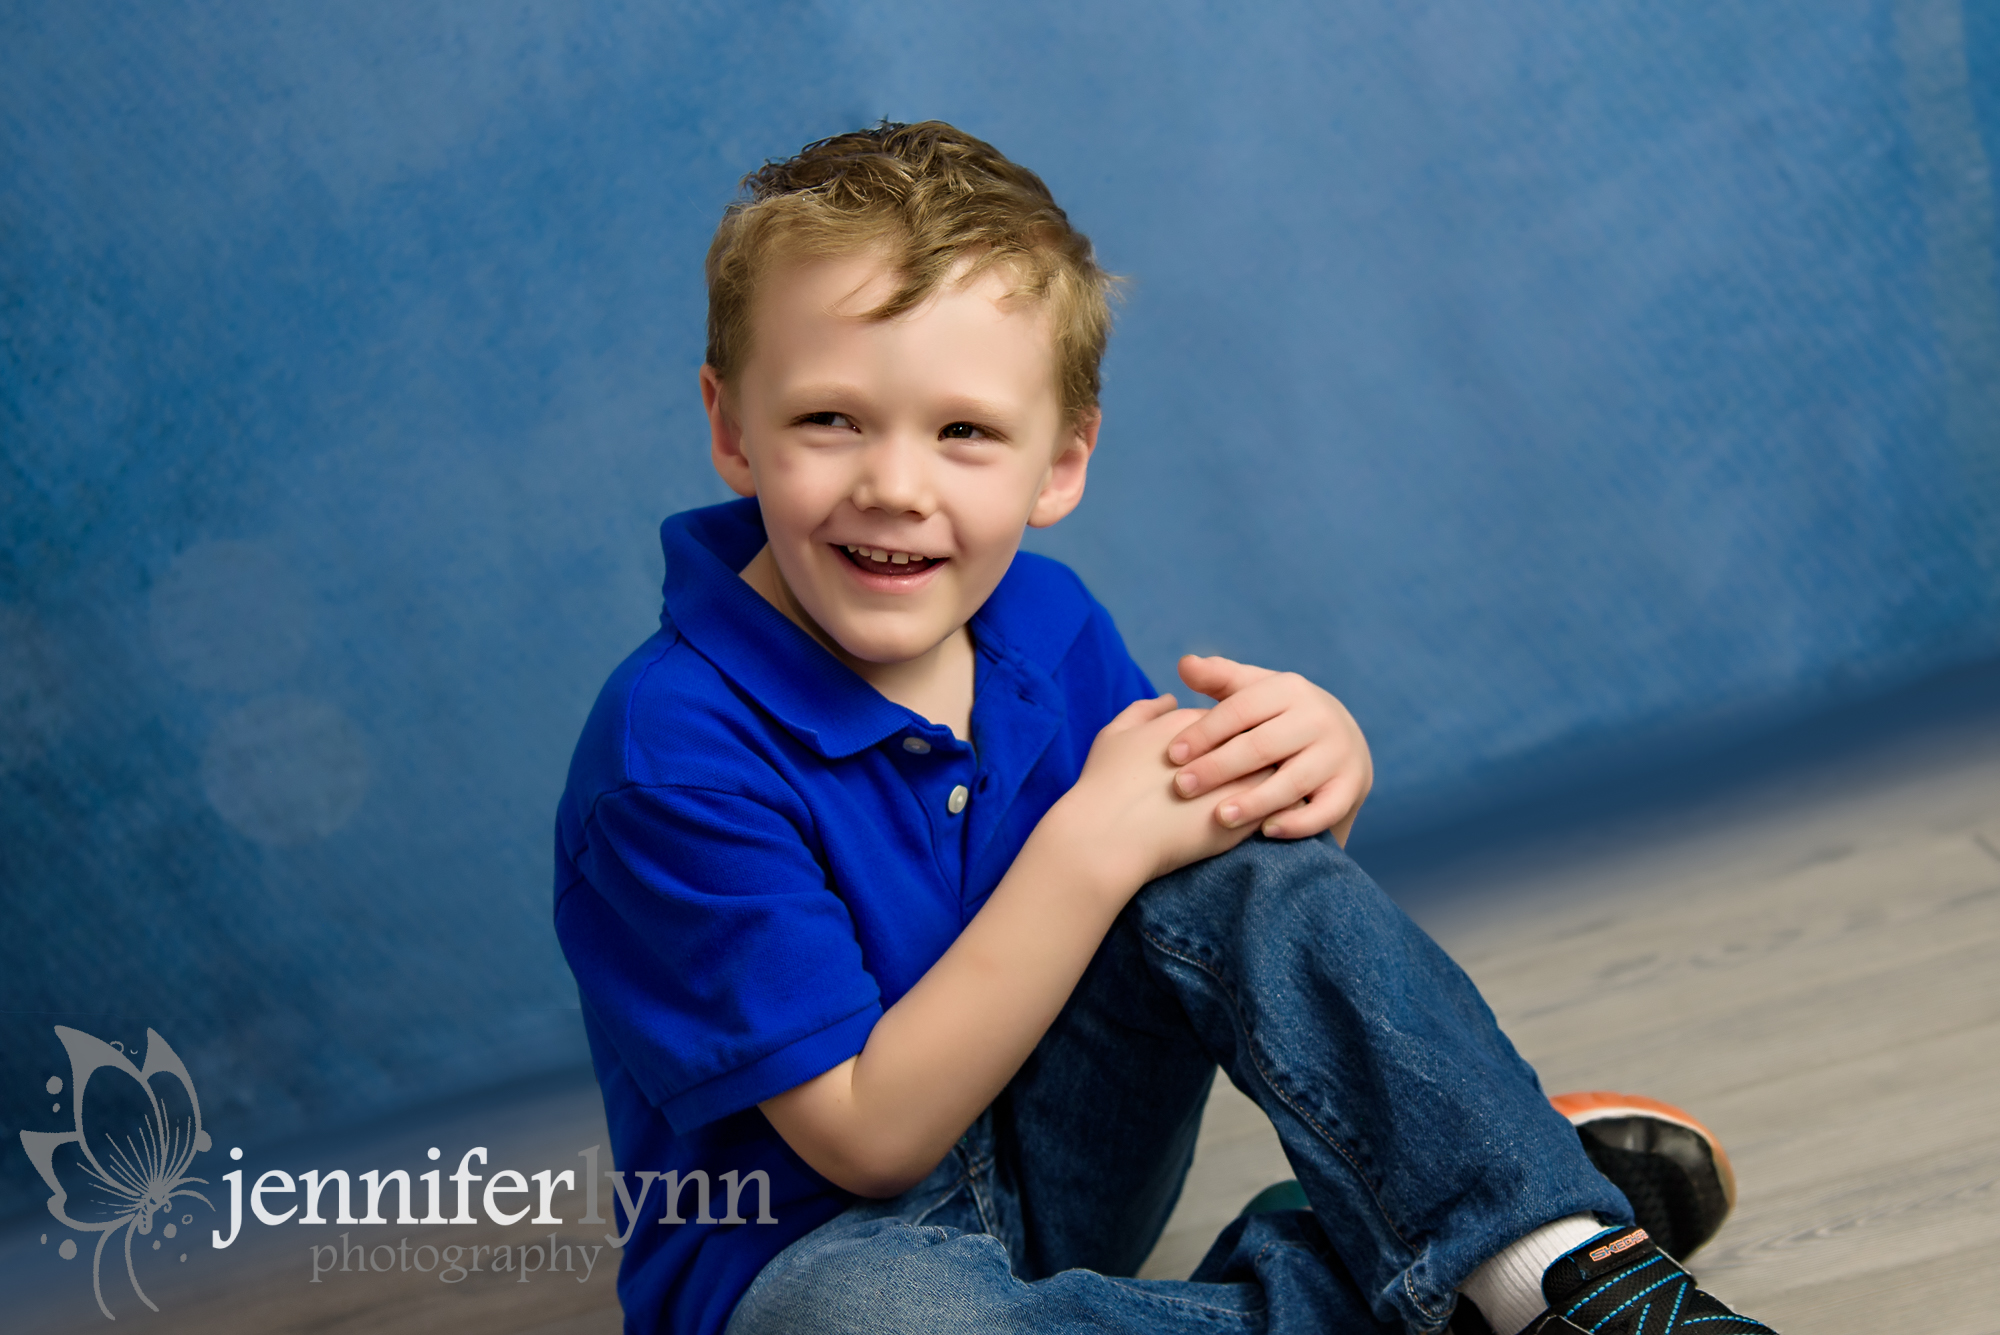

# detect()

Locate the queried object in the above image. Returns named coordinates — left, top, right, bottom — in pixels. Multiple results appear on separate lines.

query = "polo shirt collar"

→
left=660, top=501, right=916, bottom=759
left=661, top=502, right=1092, bottom=763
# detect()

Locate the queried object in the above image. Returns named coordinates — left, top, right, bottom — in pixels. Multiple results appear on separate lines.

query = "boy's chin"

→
left=827, top=621, right=960, bottom=669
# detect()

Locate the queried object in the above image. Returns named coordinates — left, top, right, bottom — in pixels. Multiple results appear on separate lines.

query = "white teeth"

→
left=842, top=545, right=936, bottom=566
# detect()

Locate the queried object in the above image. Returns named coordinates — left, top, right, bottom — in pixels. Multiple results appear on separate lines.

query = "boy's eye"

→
left=939, top=422, right=991, bottom=441
left=797, top=411, right=858, bottom=430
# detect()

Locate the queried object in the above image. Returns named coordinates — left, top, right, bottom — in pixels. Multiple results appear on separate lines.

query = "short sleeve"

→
left=557, top=783, right=883, bottom=1133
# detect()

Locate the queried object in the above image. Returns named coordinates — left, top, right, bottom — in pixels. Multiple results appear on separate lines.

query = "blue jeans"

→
left=726, top=835, right=1630, bottom=1335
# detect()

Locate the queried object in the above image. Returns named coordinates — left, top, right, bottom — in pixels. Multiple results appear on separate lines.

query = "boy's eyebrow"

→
left=779, top=385, right=1022, bottom=426
left=928, top=394, right=1017, bottom=425
left=777, top=382, right=871, bottom=409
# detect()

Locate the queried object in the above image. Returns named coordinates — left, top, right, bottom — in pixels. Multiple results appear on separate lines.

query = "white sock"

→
left=1458, top=1215, right=1609, bottom=1335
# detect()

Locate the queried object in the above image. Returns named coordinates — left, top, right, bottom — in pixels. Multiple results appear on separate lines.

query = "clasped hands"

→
left=1163, top=653, right=1373, bottom=846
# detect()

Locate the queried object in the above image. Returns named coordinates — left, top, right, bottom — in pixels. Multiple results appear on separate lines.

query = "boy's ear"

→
left=702, top=364, right=758, bottom=498
left=1027, top=409, right=1099, bottom=529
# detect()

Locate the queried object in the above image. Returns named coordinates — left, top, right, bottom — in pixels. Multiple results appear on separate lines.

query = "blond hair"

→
left=705, top=121, right=1117, bottom=424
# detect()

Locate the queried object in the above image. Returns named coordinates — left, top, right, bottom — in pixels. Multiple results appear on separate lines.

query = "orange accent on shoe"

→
left=1549, top=1091, right=1738, bottom=1212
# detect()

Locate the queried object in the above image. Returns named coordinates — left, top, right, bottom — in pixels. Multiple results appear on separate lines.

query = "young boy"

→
left=554, top=122, right=1777, bottom=1335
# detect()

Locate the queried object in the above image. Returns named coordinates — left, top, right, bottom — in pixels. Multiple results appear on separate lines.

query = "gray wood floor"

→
left=14, top=710, right=1996, bottom=1331
left=1141, top=712, right=2000, bottom=1331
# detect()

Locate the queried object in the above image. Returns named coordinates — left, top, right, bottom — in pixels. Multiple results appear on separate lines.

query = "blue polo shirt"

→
left=554, top=499, right=1154, bottom=1335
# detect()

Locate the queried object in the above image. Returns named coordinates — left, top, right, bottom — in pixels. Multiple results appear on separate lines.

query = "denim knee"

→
left=727, top=1217, right=1026, bottom=1335
left=1137, top=833, right=1368, bottom=929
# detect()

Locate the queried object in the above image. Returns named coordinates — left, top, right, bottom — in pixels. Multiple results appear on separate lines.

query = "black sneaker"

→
left=1552, top=1092, right=1735, bottom=1261
left=1528, top=1225, right=1774, bottom=1333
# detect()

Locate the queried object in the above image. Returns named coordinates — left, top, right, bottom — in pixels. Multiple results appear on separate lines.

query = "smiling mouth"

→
left=838, top=544, right=945, bottom=577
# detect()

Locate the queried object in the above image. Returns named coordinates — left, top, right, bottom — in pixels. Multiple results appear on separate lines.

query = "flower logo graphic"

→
left=19, top=1027, right=213, bottom=1320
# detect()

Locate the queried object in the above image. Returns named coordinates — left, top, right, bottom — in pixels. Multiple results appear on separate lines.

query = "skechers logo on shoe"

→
left=1586, top=1228, right=1649, bottom=1263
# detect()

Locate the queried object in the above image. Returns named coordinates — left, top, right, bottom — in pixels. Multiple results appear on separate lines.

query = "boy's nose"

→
left=850, top=434, right=935, bottom=517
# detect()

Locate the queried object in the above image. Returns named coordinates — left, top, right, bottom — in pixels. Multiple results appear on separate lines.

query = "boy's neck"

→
left=739, top=545, right=974, bottom=740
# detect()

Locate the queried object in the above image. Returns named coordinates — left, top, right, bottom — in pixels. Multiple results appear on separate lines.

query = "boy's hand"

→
left=1165, top=655, right=1373, bottom=845
left=1058, top=694, right=1269, bottom=892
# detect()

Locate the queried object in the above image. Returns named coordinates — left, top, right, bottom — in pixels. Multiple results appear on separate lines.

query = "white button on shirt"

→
left=947, top=784, right=969, bottom=815
left=902, top=736, right=931, bottom=754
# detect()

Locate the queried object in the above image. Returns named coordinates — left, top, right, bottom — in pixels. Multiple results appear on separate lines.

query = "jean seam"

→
left=910, top=1150, right=986, bottom=1230
left=1099, top=1275, right=1266, bottom=1321
left=964, top=1149, right=1002, bottom=1238
left=910, top=1185, right=968, bottom=1228
left=1139, top=924, right=1452, bottom=1329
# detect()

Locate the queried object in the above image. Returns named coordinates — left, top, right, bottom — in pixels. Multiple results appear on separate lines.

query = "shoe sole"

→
left=1550, top=1091, right=1737, bottom=1261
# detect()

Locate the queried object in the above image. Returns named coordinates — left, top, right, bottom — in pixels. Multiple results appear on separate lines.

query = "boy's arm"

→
left=1165, top=654, right=1375, bottom=845
left=759, top=695, right=1266, bottom=1199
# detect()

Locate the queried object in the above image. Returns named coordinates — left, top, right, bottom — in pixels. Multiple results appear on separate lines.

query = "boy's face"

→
left=704, top=250, right=1096, bottom=668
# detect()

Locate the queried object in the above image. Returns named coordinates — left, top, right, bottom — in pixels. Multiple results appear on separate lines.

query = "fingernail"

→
left=1220, top=803, right=1240, bottom=826
left=1176, top=772, right=1198, bottom=796
left=1263, top=821, right=1281, bottom=837
left=1169, top=743, right=1189, bottom=764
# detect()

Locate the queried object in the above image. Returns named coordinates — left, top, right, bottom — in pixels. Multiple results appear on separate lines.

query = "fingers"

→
left=1166, top=672, right=1297, bottom=766
left=1212, top=805, right=1273, bottom=857
left=1171, top=691, right=1315, bottom=790
left=1202, top=743, right=1371, bottom=834
left=1253, top=773, right=1369, bottom=842
left=1211, top=772, right=1359, bottom=838
left=1194, top=766, right=1280, bottom=854
left=1155, top=661, right=1376, bottom=845
left=1176, top=654, right=1276, bottom=705
left=1209, top=752, right=1319, bottom=829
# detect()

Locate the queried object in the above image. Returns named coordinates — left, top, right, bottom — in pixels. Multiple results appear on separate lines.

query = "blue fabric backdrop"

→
left=4, top=0, right=1997, bottom=1214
